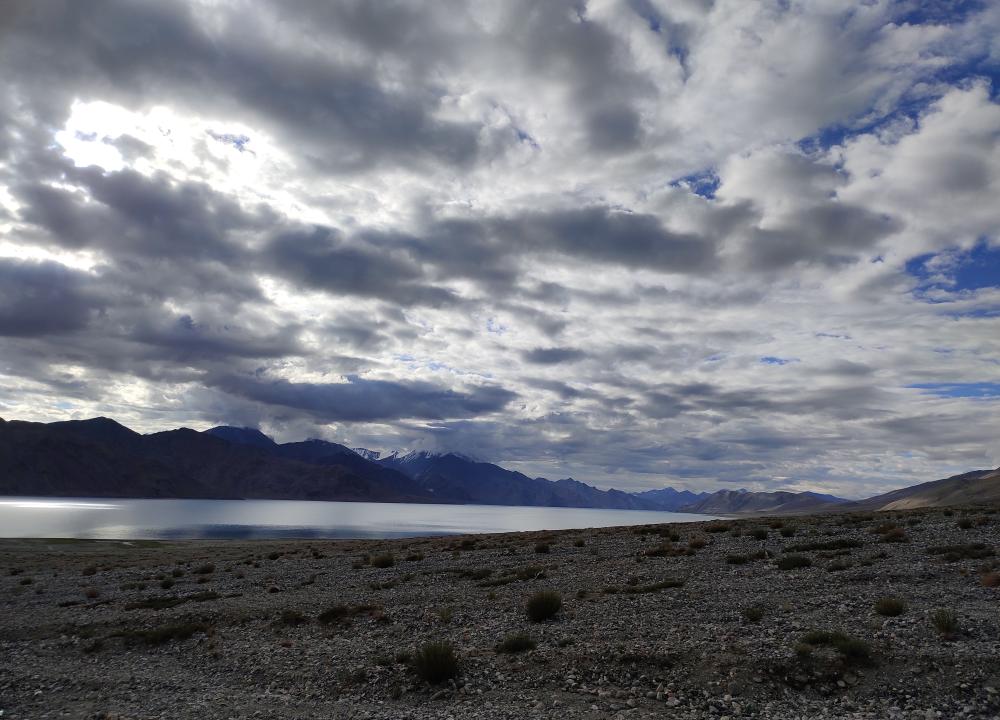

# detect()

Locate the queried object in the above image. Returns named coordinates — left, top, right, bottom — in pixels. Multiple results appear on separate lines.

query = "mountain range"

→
left=1, top=416, right=996, bottom=515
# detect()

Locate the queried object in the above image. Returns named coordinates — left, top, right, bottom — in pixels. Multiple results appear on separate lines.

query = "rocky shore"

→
left=2, top=507, right=999, bottom=719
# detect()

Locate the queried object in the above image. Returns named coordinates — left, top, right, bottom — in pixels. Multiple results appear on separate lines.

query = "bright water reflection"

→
left=0, top=497, right=717, bottom=539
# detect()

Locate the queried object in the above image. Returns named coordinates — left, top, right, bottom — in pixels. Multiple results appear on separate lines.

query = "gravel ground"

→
left=1, top=507, right=999, bottom=719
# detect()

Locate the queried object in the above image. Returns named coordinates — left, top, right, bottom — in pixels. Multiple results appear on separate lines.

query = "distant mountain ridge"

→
left=2, top=416, right=996, bottom=515
left=678, top=489, right=851, bottom=515
left=376, top=450, right=662, bottom=510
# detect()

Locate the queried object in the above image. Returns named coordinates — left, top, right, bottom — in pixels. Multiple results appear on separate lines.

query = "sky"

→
left=1, top=0, right=999, bottom=498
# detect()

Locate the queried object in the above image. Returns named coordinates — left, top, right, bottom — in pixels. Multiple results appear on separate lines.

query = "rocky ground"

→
left=1, top=507, right=999, bottom=719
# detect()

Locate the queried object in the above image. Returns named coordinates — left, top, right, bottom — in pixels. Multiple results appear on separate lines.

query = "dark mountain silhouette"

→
left=377, top=451, right=664, bottom=510
left=2, top=417, right=996, bottom=515
left=0, top=418, right=431, bottom=502
left=679, top=489, right=850, bottom=515
left=633, top=486, right=710, bottom=511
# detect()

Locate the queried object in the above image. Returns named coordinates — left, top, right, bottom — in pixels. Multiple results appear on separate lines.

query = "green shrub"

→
left=194, top=563, right=215, bottom=575
left=412, top=642, right=459, bottom=684
left=742, top=605, right=765, bottom=623
left=495, top=632, right=536, bottom=654
left=622, top=578, right=684, bottom=594
left=777, top=554, right=812, bottom=571
left=798, top=630, right=872, bottom=664
left=926, top=543, right=994, bottom=562
left=115, top=622, right=210, bottom=646
left=874, top=597, right=907, bottom=617
left=534, top=542, right=550, bottom=554
left=526, top=590, right=562, bottom=622
left=785, top=538, right=861, bottom=552
left=931, top=608, right=958, bottom=638
left=370, top=553, right=395, bottom=568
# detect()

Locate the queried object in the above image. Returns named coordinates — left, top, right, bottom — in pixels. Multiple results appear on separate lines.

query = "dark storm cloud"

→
left=264, top=227, right=457, bottom=307
left=510, top=1, right=655, bottom=153
left=522, top=347, right=587, bottom=365
left=128, top=313, right=303, bottom=362
left=500, top=207, right=718, bottom=273
left=742, top=203, right=903, bottom=270
left=0, top=259, right=104, bottom=337
left=2, top=0, right=487, bottom=173
left=210, top=373, right=517, bottom=422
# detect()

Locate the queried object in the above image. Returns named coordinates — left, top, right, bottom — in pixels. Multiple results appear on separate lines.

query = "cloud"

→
left=522, top=347, right=587, bottom=365
left=0, top=259, right=103, bottom=337
left=0, top=0, right=998, bottom=496
left=210, top=373, right=517, bottom=422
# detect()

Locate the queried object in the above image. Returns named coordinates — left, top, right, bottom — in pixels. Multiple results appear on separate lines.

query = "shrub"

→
left=688, top=536, right=707, bottom=549
left=194, top=563, right=215, bottom=575
left=777, top=554, right=812, bottom=571
left=780, top=526, right=796, bottom=537
left=880, top=528, right=908, bottom=543
left=705, top=522, right=731, bottom=533
left=931, top=608, right=958, bottom=638
left=957, top=518, right=974, bottom=529
left=982, top=571, right=1000, bottom=588
left=874, top=597, right=907, bottom=617
left=573, top=538, right=585, bottom=547
left=622, top=578, right=684, bottom=594
left=159, top=578, right=175, bottom=590
left=526, top=590, right=562, bottom=622
left=496, top=632, right=537, bottom=654
left=83, top=586, right=100, bottom=599
left=926, top=543, right=994, bottom=561
left=370, top=553, right=395, bottom=568
left=727, top=554, right=750, bottom=565
left=798, top=630, right=872, bottom=665
left=412, top=642, right=459, bottom=684
left=317, top=603, right=376, bottom=625
left=750, top=528, right=768, bottom=541
left=742, top=605, right=765, bottom=623
left=81, top=565, right=97, bottom=576
left=534, top=542, right=550, bottom=554
left=267, top=552, right=282, bottom=561
left=277, top=609, right=307, bottom=626
left=785, top=538, right=861, bottom=552
left=116, top=622, right=210, bottom=646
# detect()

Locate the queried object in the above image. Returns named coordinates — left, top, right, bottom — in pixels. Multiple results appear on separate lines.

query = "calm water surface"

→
left=0, top=497, right=717, bottom=539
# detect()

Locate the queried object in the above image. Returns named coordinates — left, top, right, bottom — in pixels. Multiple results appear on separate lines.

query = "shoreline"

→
left=2, top=507, right=998, bottom=719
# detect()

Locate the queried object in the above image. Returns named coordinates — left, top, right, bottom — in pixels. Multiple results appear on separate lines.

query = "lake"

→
left=0, top=497, right=717, bottom=539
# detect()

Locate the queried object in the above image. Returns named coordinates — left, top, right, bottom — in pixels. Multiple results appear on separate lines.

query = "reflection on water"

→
left=0, top=497, right=717, bottom=540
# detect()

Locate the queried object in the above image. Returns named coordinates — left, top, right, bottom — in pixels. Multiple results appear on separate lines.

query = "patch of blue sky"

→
left=908, top=382, right=1000, bottom=398
left=798, top=34, right=999, bottom=155
left=906, top=240, right=1000, bottom=301
left=669, top=169, right=719, bottom=199
left=760, top=356, right=798, bottom=366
